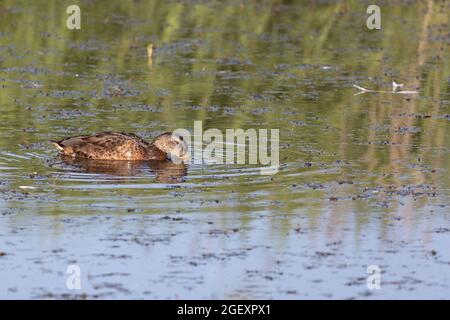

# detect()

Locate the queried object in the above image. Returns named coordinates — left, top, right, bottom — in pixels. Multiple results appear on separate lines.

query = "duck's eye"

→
left=179, top=136, right=183, bottom=141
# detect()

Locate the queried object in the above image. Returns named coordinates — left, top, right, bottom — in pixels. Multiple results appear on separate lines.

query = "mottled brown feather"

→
left=52, top=132, right=167, bottom=160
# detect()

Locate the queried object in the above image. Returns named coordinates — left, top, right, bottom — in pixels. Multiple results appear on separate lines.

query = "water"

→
left=0, top=0, right=450, bottom=299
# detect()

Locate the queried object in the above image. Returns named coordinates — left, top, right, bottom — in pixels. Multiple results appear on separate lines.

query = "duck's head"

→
left=152, top=132, right=190, bottom=162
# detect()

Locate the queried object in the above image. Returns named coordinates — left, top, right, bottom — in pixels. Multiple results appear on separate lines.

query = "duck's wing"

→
left=51, top=132, right=152, bottom=160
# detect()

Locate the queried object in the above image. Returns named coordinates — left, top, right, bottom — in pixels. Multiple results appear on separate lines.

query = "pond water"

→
left=0, top=0, right=449, bottom=299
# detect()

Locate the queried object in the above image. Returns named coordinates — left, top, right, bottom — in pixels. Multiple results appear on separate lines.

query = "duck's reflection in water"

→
left=59, top=156, right=187, bottom=183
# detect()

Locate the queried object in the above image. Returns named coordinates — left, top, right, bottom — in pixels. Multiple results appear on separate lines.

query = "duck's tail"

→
left=50, top=140, right=64, bottom=153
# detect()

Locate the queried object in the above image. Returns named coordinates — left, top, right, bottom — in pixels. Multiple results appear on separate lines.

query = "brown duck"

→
left=51, top=131, right=189, bottom=161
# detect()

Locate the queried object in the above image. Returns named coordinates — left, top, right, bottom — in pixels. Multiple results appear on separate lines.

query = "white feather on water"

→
left=353, top=83, right=418, bottom=95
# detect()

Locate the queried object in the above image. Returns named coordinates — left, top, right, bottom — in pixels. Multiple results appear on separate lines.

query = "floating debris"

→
left=18, top=186, right=36, bottom=190
left=147, top=43, right=153, bottom=65
left=353, top=81, right=418, bottom=95
left=392, top=80, right=404, bottom=92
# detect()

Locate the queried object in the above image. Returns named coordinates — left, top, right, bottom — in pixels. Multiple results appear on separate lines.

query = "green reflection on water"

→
left=0, top=0, right=449, bottom=221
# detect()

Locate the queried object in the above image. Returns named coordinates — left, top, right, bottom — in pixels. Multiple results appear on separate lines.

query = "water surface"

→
left=0, top=0, right=450, bottom=299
